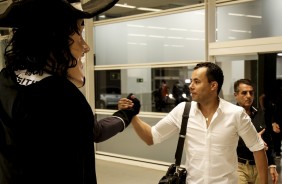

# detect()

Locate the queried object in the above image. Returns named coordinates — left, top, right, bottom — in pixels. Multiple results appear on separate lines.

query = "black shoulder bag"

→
left=158, top=102, right=191, bottom=184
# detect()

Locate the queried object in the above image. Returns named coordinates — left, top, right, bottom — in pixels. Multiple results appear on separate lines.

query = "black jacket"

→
left=236, top=105, right=275, bottom=166
left=0, top=68, right=125, bottom=184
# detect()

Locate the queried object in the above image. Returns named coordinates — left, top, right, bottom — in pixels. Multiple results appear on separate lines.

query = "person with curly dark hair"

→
left=0, top=1, right=139, bottom=184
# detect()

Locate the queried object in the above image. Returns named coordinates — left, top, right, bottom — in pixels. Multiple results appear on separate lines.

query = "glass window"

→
left=95, top=55, right=282, bottom=162
left=94, top=70, right=121, bottom=109
left=94, top=9, right=205, bottom=65
left=215, top=55, right=260, bottom=106
left=277, top=54, right=282, bottom=79
left=90, top=0, right=282, bottom=165
left=95, top=114, right=184, bottom=163
left=216, top=0, right=282, bottom=41
left=92, top=0, right=204, bottom=20
left=94, top=65, right=195, bottom=112
left=95, top=55, right=281, bottom=163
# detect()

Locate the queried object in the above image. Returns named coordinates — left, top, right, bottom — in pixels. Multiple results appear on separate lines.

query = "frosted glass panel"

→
left=96, top=0, right=203, bottom=20
left=94, top=10, right=205, bottom=65
left=96, top=114, right=181, bottom=163
left=217, top=0, right=282, bottom=41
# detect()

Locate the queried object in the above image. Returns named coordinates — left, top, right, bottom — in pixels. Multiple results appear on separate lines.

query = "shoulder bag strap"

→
left=175, top=102, right=191, bottom=166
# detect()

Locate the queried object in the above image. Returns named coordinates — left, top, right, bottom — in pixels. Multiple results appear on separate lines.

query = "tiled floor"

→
left=96, top=159, right=166, bottom=184
left=96, top=156, right=282, bottom=184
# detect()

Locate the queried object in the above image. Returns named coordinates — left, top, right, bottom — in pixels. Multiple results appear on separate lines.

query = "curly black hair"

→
left=3, top=1, right=81, bottom=77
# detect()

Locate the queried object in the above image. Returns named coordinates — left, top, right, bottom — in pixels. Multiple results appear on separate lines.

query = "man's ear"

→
left=210, top=81, right=218, bottom=91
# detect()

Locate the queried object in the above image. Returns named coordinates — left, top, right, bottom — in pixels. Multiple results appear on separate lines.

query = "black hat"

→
left=0, top=0, right=119, bottom=28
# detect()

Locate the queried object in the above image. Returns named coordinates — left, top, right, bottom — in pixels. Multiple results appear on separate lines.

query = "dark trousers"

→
left=272, top=132, right=282, bottom=156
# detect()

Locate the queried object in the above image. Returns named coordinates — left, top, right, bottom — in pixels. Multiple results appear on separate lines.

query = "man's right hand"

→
left=272, top=122, right=280, bottom=133
left=118, top=98, right=133, bottom=110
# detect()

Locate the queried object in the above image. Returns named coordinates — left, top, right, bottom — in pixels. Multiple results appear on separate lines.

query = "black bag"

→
left=158, top=164, right=187, bottom=184
left=158, top=102, right=191, bottom=184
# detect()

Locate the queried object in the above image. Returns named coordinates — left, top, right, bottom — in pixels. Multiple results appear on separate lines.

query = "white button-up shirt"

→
left=152, top=98, right=264, bottom=184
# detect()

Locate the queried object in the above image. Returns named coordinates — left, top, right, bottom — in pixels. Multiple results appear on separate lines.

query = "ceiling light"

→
left=228, top=13, right=244, bottom=17
left=137, top=7, right=161, bottom=12
left=147, top=26, right=166, bottom=30
left=230, top=29, right=251, bottom=33
left=148, top=35, right=165, bottom=38
left=185, top=79, right=191, bottom=83
left=228, top=13, right=262, bottom=19
left=167, top=36, right=183, bottom=39
left=245, top=15, right=262, bottom=19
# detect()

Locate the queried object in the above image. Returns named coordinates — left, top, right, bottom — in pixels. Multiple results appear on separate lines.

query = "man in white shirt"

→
left=127, top=62, right=268, bottom=184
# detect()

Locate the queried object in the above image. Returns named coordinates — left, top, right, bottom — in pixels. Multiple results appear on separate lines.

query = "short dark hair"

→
left=234, top=79, right=254, bottom=93
left=194, top=62, right=224, bottom=94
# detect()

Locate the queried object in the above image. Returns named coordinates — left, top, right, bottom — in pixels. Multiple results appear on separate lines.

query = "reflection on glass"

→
left=94, top=10, right=205, bottom=65
left=153, top=79, right=191, bottom=112
left=215, top=55, right=259, bottom=105
left=94, top=1, right=204, bottom=20
left=94, top=70, right=121, bottom=110
left=94, top=66, right=195, bottom=112
left=217, top=0, right=282, bottom=41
